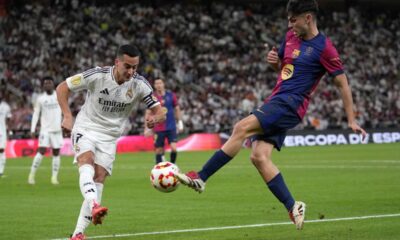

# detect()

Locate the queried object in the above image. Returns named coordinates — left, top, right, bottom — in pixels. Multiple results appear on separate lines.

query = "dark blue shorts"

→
left=251, top=101, right=301, bottom=151
left=154, top=130, right=177, bottom=148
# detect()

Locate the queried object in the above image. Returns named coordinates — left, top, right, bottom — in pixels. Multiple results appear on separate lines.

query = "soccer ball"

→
left=150, top=162, right=180, bottom=193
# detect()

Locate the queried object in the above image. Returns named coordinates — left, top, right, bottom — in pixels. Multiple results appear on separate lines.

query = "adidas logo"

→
left=100, top=88, right=109, bottom=95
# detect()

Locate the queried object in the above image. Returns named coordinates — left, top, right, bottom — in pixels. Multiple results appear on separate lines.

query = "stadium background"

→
left=0, top=1, right=399, bottom=240
left=0, top=0, right=399, bottom=143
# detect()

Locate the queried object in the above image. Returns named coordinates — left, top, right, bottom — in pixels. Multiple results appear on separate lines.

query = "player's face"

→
left=43, top=79, right=54, bottom=93
left=115, top=54, right=139, bottom=82
left=154, top=79, right=165, bottom=92
left=288, top=13, right=311, bottom=38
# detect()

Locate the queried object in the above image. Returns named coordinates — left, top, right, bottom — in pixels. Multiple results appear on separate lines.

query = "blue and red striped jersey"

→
left=153, top=91, right=178, bottom=132
left=266, top=29, right=344, bottom=118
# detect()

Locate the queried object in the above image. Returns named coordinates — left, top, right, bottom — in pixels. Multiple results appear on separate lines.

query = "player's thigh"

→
left=233, top=114, right=264, bottom=137
left=71, top=130, right=96, bottom=165
left=166, top=130, right=177, bottom=145
left=0, top=129, right=6, bottom=149
left=154, top=131, right=166, bottom=148
left=94, top=140, right=117, bottom=175
left=252, top=101, right=300, bottom=135
left=49, top=131, right=64, bottom=149
left=38, top=132, right=50, bottom=148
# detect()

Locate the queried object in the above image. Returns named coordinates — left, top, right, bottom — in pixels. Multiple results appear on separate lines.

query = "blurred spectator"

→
left=0, top=1, right=399, bottom=137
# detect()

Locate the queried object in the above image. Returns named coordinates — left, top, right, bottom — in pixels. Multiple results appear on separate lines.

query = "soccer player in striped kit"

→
left=176, top=0, right=367, bottom=230
left=144, top=78, right=183, bottom=164
left=57, top=44, right=165, bottom=240
left=28, top=76, right=63, bottom=185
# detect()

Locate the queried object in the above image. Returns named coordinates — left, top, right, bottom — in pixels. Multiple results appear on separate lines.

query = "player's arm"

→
left=146, top=104, right=166, bottom=129
left=174, top=105, right=184, bottom=132
left=143, top=109, right=154, bottom=137
left=333, top=73, right=367, bottom=139
left=30, top=101, right=41, bottom=139
left=56, top=81, right=73, bottom=134
left=266, top=46, right=281, bottom=72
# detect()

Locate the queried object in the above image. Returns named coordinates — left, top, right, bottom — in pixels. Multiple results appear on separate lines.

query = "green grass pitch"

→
left=0, top=143, right=399, bottom=239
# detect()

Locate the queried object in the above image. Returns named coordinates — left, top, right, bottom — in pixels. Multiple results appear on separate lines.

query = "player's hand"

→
left=177, top=120, right=184, bottom=133
left=266, top=46, right=279, bottom=65
left=349, top=122, right=367, bottom=141
left=146, top=116, right=155, bottom=129
left=144, top=128, right=153, bottom=137
left=30, top=132, right=36, bottom=139
left=61, top=115, right=74, bottom=137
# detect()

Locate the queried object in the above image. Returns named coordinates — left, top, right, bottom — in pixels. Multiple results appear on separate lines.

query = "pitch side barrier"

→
left=283, top=128, right=400, bottom=147
left=5, top=130, right=399, bottom=158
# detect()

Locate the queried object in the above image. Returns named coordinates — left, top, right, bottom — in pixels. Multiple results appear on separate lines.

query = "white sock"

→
left=95, top=182, right=104, bottom=204
left=30, top=153, right=43, bottom=175
left=79, top=164, right=98, bottom=209
left=72, top=200, right=91, bottom=236
left=0, top=152, right=5, bottom=175
left=52, top=155, right=61, bottom=178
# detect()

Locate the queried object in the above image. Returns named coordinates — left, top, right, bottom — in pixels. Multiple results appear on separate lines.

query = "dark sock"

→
left=170, top=151, right=177, bottom=163
left=155, top=154, right=163, bottom=164
left=267, top=173, right=295, bottom=211
left=198, top=150, right=233, bottom=181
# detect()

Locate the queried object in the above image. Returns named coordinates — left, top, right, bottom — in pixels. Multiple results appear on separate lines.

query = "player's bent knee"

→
left=77, top=151, right=95, bottom=166
left=232, top=122, right=247, bottom=139
left=250, top=153, right=270, bottom=166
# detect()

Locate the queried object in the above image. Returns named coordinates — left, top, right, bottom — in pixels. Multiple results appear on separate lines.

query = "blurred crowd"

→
left=1, top=1, right=399, bottom=138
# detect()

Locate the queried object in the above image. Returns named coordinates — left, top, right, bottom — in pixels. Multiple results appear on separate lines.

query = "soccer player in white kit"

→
left=56, top=44, right=165, bottom=240
left=0, top=92, right=12, bottom=177
left=28, top=76, right=63, bottom=185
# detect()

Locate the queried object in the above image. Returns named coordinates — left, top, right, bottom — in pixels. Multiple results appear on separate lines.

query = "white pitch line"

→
left=50, top=213, right=400, bottom=240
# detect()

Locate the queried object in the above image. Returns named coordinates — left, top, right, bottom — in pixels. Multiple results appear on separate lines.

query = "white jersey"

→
left=66, top=66, right=159, bottom=138
left=0, top=101, right=11, bottom=133
left=30, top=92, right=62, bottom=133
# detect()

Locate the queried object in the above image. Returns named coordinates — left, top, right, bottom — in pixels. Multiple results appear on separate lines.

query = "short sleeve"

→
left=66, top=67, right=101, bottom=91
left=320, top=38, right=344, bottom=77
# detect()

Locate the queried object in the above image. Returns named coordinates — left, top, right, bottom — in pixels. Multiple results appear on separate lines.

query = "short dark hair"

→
left=286, top=0, right=319, bottom=16
left=117, top=44, right=141, bottom=58
left=42, top=76, right=54, bottom=84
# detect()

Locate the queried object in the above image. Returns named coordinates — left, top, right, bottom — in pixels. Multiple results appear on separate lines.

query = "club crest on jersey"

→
left=281, top=64, right=294, bottom=80
left=292, top=49, right=301, bottom=58
left=70, top=75, right=81, bottom=86
left=126, top=88, right=133, bottom=99
left=305, top=47, right=314, bottom=56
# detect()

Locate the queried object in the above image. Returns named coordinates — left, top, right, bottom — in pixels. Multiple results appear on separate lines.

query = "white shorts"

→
left=38, top=131, right=64, bottom=148
left=71, top=128, right=117, bottom=175
left=0, top=129, right=7, bottom=149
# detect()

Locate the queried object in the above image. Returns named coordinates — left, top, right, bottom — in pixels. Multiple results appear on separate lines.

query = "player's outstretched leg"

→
left=69, top=232, right=86, bottom=240
left=175, top=171, right=206, bottom=193
left=289, top=201, right=306, bottom=230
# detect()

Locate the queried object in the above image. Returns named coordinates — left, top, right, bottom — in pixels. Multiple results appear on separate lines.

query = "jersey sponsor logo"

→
left=281, top=64, right=294, bottom=80
left=100, top=88, right=110, bottom=95
left=70, top=75, right=81, bottom=86
left=98, top=98, right=131, bottom=113
left=292, top=49, right=301, bottom=58
left=126, top=88, right=133, bottom=99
